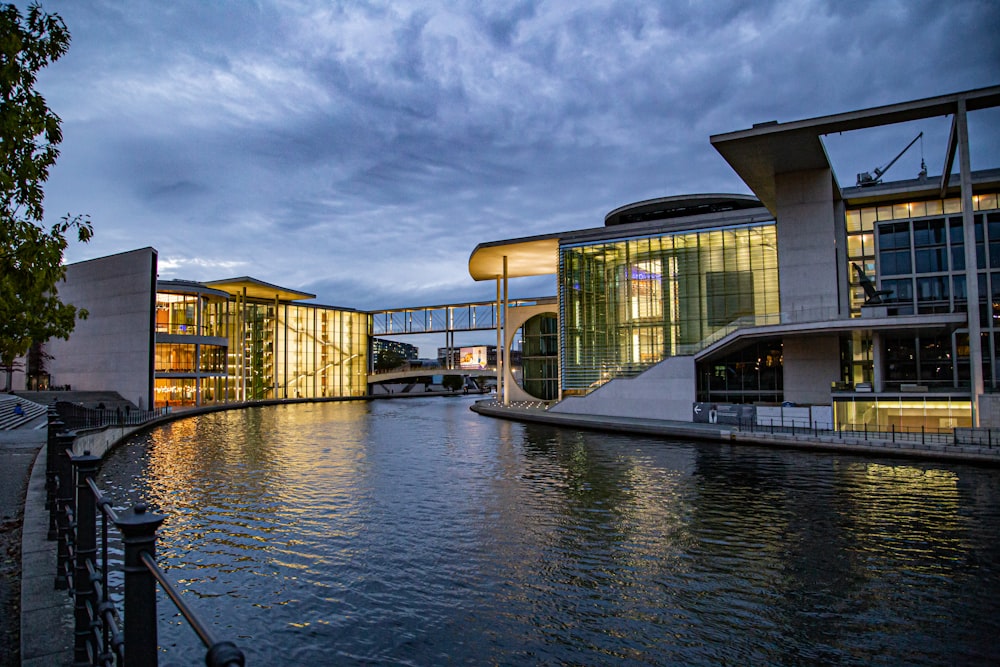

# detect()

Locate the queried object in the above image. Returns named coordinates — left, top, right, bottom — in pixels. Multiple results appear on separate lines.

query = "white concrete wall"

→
left=550, top=355, right=696, bottom=421
left=783, top=335, right=840, bottom=405
left=502, top=303, right=557, bottom=404
left=775, top=168, right=841, bottom=321
left=37, top=248, right=157, bottom=408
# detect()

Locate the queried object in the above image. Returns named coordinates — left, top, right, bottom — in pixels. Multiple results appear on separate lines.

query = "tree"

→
left=441, top=374, right=464, bottom=392
left=375, top=349, right=405, bottom=372
left=1, top=2, right=91, bottom=391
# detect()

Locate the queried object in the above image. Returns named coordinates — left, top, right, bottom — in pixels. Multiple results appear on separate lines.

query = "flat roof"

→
left=203, top=276, right=316, bottom=302
left=467, top=205, right=772, bottom=281
left=468, top=235, right=561, bottom=281
left=710, top=86, right=1000, bottom=213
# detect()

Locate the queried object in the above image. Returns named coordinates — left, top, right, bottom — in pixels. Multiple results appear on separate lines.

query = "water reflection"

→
left=99, top=398, right=1000, bottom=665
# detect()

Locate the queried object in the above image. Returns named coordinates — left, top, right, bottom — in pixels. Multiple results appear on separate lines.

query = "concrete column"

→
left=957, top=99, right=983, bottom=425
left=502, top=256, right=510, bottom=405
left=872, top=331, right=884, bottom=392
left=496, top=274, right=503, bottom=399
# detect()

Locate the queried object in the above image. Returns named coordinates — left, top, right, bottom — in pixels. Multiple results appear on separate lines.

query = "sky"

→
left=19, top=0, right=1000, bottom=353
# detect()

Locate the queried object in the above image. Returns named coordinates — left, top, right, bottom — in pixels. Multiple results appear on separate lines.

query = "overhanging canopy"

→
left=203, top=277, right=316, bottom=302
left=468, top=236, right=560, bottom=281
left=710, top=85, right=1000, bottom=213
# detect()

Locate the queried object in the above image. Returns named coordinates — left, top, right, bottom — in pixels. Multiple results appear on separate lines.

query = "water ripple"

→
left=97, top=398, right=1000, bottom=666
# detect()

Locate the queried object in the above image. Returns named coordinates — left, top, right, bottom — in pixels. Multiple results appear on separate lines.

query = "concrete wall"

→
left=550, top=355, right=696, bottom=421
left=33, top=248, right=157, bottom=409
left=775, top=168, right=841, bottom=321
left=502, top=303, right=557, bottom=404
left=782, top=335, right=840, bottom=405
left=979, top=394, right=1000, bottom=428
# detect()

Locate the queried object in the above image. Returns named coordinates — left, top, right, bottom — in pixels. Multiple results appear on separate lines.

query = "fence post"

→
left=115, top=503, right=165, bottom=667
left=73, top=452, right=102, bottom=664
left=54, top=432, right=76, bottom=590
left=891, top=423, right=895, bottom=443
left=46, top=413, right=65, bottom=541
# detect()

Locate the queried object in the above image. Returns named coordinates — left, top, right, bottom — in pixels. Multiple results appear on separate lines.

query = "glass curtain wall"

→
left=518, top=314, right=559, bottom=400
left=843, top=190, right=1000, bottom=390
left=560, top=222, right=779, bottom=394
left=154, top=291, right=230, bottom=407
left=276, top=306, right=368, bottom=399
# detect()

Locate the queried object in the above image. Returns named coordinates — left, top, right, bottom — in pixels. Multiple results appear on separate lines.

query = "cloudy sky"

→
left=25, top=1, right=1000, bottom=328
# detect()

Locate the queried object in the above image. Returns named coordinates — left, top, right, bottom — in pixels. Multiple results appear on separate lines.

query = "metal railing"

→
left=739, top=418, right=993, bottom=448
left=55, top=401, right=169, bottom=430
left=47, top=409, right=245, bottom=666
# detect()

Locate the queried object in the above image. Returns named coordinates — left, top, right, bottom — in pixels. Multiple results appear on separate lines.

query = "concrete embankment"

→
left=470, top=400, right=1000, bottom=466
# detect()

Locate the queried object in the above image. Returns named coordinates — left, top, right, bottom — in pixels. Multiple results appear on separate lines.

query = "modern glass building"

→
left=560, top=215, right=779, bottom=395
left=470, top=86, right=1000, bottom=430
left=154, top=278, right=368, bottom=407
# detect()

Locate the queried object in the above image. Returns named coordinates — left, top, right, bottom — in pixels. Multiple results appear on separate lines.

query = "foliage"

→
left=375, top=349, right=405, bottom=371
left=0, top=2, right=91, bottom=388
left=441, top=374, right=464, bottom=392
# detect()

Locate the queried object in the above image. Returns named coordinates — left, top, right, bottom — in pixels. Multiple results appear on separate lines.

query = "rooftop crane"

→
left=856, top=131, right=926, bottom=187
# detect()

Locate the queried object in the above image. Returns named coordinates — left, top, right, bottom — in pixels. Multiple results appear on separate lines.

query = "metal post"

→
left=73, top=452, right=101, bottom=664
left=115, top=503, right=165, bottom=667
left=46, top=415, right=65, bottom=541
left=892, top=423, right=896, bottom=443
left=502, top=255, right=509, bottom=406
left=55, top=433, right=76, bottom=590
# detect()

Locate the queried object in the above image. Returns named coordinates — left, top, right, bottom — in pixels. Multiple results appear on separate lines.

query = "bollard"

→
left=54, top=433, right=76, bottom=590
left=115, top=503, right=165, bottom=667
left=72, top=452, right=102, bottom=664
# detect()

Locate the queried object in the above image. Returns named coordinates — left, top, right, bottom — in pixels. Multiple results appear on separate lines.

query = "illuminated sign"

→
left=460, top=346, right=488, bottom=370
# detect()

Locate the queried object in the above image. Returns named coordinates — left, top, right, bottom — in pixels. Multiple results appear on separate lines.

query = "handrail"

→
left=139, top=551, right=246, bottom=667
left=47, top=410, right=246, bottom=667
left=55, top=401, right=170, bottom=430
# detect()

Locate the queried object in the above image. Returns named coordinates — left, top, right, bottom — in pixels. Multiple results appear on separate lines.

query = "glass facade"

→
left=833, top=396, right=972, bottom=430
left=154, top=285, right=369, bottom=406
left=843, top=190, right=1000, bottom=392
left=518, top=313, right=559, bottom=400
left=276, top=305, right=367, bottom=399
left=559, top=222, right=779, bottom=394
left=154, top=287, right=231, bottom=407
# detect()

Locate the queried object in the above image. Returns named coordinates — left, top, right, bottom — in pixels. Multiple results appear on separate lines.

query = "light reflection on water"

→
left=98, top=398, right=1000, bottom=665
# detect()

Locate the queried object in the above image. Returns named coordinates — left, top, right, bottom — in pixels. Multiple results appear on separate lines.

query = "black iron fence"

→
left=54, top=401, right=169, bottom=430
left=47, top=409, right=245, bottom=666
left=740, top=418, right=995, bottom=448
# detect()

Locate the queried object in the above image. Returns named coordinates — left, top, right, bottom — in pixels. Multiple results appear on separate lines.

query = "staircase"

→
left=0, top=393, right=47, bottom=430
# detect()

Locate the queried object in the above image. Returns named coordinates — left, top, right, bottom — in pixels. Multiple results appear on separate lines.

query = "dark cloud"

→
left=19, top=0, right=1000, bottom=351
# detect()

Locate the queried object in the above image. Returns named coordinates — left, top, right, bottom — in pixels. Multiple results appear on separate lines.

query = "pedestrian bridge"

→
left=370, top=296, right=555, bottom=335
left=369, top=368, right=497, bottom=384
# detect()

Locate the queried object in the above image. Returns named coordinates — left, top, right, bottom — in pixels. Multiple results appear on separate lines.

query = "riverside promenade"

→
left=0, top=420, right=72, bottom=667
left=471, top=399, right=1000, bottom=466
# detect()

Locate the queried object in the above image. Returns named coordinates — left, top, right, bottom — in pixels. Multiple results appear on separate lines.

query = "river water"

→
left=98, top=397, right=1000, bottom=666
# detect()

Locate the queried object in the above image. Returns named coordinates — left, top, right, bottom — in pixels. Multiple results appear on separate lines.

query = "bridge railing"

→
left=55, top=401, right=168, bottom=430
left=47, top=411, right=245, bottom=666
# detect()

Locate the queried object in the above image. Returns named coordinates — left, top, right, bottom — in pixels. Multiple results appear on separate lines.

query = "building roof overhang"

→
left=203, top=277, right=316, bottom=302
left=468, top=235, right=561, bottom=281
left=710, top=85, right=1000, bottom=214
left=156, top=279, right=233, bottom=301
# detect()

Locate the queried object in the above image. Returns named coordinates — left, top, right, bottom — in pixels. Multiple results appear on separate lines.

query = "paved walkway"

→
left=0, top=420, right=72, bottom=667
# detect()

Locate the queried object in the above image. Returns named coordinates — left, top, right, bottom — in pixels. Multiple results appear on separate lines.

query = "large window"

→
left=560, top=222, right=778, bottom=394
left=518, top=313, right=559, bottom=400
left=156, top=294, right=199, bottom=334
